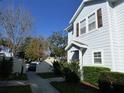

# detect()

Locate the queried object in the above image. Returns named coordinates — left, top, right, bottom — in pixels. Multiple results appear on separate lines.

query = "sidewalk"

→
left=0, top=80, right=29, bottom=87
left=27, top=72, right=60, bottom=93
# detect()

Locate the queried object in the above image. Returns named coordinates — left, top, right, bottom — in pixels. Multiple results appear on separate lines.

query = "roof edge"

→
left=69, top=0, right=93, bottom=24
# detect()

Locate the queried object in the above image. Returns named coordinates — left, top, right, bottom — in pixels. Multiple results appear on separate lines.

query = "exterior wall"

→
left=69, top=1, right=113, bottom=69
left=67, top=0, right=124, bottom=72
left=68, top=31, right=73, bottom=44
left=111, top=0, right=124, bottom=72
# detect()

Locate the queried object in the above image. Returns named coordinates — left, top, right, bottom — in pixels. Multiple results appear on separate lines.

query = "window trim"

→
left=76, top=23, right=79, bottom=37
left=92, top=49, right=104, bottom=65
left=78, top=8, right=103, bottom=37
left=80, top=19, right=86, bottom=35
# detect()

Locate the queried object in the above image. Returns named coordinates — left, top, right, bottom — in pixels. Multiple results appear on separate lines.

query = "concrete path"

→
left=0, top=80, right=29, bottom=87
left=27, top=72, right=60, bottom=93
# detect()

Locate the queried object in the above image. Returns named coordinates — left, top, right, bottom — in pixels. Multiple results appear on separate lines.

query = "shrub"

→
left=53, top=61, right=62, bottom=75
left=99, top=72, right=124, bottom=93
left=0, top=57, right=13, bottom=79
left=53, top=61, right=80, bottom=83
left=68, top=62, right=80, bottom=75
left=63, top=67, right=80, bottom=83
left=83, top=66, right=111, bottom=86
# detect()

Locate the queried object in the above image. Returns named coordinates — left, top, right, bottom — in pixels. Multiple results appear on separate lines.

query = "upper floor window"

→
left=88, top=13, right=96, bottom=31
left=80, top=19, right=86, bottom=34
left=97, top=8, right=103, bottom=28
left=76, top=23, right=79, bottom=37
left=93, top=51, right=102, bottom=64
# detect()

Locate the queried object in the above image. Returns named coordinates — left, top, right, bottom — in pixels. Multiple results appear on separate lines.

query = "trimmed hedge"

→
left=99, top=72, right=124, bottom=93
left=83, top=66, right=111, bottom=86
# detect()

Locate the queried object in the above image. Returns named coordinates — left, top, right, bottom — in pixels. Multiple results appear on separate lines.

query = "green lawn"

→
left=0, top=85, right=32, bottom=93
left=38, top=72, right=61, bottom=79
left=0, top=74, right=28, bottom=81
left=9, top=74, right=28, bottom=80
left=51, top=82, right=100, bottom=93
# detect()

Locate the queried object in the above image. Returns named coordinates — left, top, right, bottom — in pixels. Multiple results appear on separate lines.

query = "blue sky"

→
left=0, top=0, right=82, bottom=37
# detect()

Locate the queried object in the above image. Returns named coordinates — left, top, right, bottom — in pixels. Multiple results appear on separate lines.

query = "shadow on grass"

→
left=0, top=74, right=28, bottom=81
left=0, top=85, right=32, bottom=93
left=51, top=81, right=101, bottom=93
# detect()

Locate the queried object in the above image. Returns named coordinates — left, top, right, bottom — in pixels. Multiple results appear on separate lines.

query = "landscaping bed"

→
left=51, top=81, right=100, bottom=93
left=0, top=85, right=32, bottom=93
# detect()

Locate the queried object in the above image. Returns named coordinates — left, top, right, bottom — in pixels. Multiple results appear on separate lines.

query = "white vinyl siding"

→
left=88, top=13, right=96, bottom=31
left=80, top=19, right=86, bottom=34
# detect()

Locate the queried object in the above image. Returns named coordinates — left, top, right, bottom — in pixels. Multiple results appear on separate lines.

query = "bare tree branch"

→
left=0, top=6, right=33, bottom=56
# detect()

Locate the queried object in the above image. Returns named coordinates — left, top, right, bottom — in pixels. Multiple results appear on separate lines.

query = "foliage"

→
left=53, top=61, right=80, bottom=83
left=64, top=69, right=80, bottom=83
left=0, top=39, right=8, bottom=46
left=51, top=82, right=99, bottom=93
left=99, top=72, right=124, bottom=93
left=48, top=31, right=67, bottom=57
left=24, top=37, right=48, bottom=61
left=0, top=85, right=32, bottom=93
left=0, top=57, right=13, bottom=79
left=0, top=6, right=33, bottom=55
left=53, top=61, right=63, bottom=75
left=83, top=66, right=111, bottom=86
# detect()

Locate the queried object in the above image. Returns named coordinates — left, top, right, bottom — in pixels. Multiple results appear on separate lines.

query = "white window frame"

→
left=92, top=49, right=104, bottom=66
left=80, top=19, right=86, bottom=35
left=78, top=8, right=103, bottom=37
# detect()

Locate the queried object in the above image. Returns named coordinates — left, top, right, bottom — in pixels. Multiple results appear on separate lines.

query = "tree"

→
left=48, top=31, right=67, bottom=58
left=0, top=6, right=33, bottom=56
left=24, top=37, right=48, bottom=61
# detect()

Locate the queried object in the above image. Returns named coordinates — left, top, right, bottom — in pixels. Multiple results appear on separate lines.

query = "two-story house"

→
left=65, top=0, right=124, bottom=72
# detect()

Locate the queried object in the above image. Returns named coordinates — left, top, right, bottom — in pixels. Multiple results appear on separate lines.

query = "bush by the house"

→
left=63, top=67, right=80, bottom=83
left=53, top=61, right=63, bottom=75
left=0, top=57, right=13, bottom=79
left=83, top=66, right=111, bottom=86
left=53, top=61, right=80, bottom=83
left=99, top=71, right=124, bottom=93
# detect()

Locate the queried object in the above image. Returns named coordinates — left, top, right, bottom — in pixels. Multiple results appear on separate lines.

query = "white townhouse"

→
left=65, top=0, right=124, bottom=72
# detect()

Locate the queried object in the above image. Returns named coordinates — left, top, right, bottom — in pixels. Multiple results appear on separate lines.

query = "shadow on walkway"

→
left=27, top=72, right=60, bottom=93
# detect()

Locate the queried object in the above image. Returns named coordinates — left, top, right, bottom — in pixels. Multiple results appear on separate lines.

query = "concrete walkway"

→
left=27, top=72, right=60, bottom=93
left=0, top=80, right=29, bottom=87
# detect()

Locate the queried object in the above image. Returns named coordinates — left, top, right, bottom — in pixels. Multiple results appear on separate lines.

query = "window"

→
left=97, top=8, right=103, bottom=28
left=88, top=13, right=96, bottom=31
left=93, top=52, right=102, bottom=64
left=76, top=23, right=79, bottom=37
left=80, top=19, right=86, bottom=34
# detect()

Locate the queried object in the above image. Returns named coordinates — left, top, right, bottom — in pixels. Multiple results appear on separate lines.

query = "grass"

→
left=0, top=85, right=32, bottom=93
left=0, top=74, right=27, bottom=81
left=51, top=81, right=100, bottom=93
left=38, top=72, right=61, bottom=79
left=9, top=74, right=28, bottom=80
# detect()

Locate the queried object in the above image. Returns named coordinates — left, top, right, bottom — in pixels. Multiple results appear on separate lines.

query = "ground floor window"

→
left=93, top=51, right=102, bottom=64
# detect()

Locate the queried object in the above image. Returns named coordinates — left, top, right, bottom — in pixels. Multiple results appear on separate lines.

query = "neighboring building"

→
left=65, top=0, right=124, bottom=72
left=0, top=46, right=13, bottom=57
